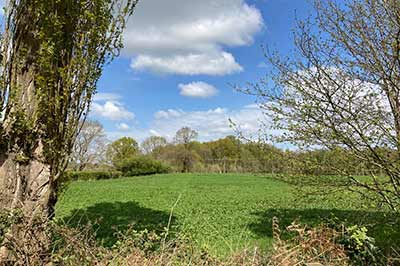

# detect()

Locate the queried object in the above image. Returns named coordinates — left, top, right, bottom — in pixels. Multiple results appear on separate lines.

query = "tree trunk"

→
left=0, top=145, right=56, bottom=218
left=0, top=0, right=59, bottom=216
left=0, top=7, right=57, bottom=261
left=0, top=141, right=57, bottom=262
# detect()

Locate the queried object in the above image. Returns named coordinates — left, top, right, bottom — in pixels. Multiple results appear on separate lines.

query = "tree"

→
left=141, top=136, right=167, bottom=154
left=0, top=0, right=138, bottom=218
left=106, top=137, right=139, bottom=166
left=173, top=127, right=198, bottom=172
left=174, top=127, right=198, bottom=147
left=69, top=120, right=107, bottom=171
left=208, top=136, right=241, bottom=173
left=248, top=0, right=400, bottom=210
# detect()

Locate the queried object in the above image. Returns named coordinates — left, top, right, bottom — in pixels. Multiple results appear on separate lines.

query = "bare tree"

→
left=70, top=120, right=107, bottom=171
left=247, top=0, right=400, bottom=210
left=174, top=127, right=198, bottom=147
left=141, top=136, right=167, bottom=154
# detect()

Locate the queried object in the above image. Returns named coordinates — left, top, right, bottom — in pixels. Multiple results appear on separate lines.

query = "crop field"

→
left=55, top=173, right=399, bottom=256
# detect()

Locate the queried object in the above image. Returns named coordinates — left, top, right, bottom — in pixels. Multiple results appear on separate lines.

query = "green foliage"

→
left=154, top=136, right=368, bottom=176
left=339, top=225, right=381, bottom=265
left=56, top=173, right=400, bottom=257
left=0, top=210, right=13, bottom=243
left=116, top=156, right=171, bottom=176
left=0, top=209, right=24, bottom=244
left=112, top=227, right=163, bottom=255
left=245, top=0, right=400, bottom=210
left=65, top=170, right=122, bottom=181
left=106, top=137, right=139, bottom=166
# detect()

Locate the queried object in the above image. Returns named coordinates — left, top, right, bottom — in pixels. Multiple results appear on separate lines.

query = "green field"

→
left=55, top=173, right=399, bottom=256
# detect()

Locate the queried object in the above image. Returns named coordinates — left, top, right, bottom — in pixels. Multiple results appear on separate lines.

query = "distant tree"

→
left=106, top=137, right=139, bottom=166
left=141, top=136, right=167, bottom=154
left=174, top=127, right=198, bottom=147
left=69, top=120, right=107, bottom=171
left=208, top=136, right=241, bottom=172
left=247, top=0, right=400, bottom=210
left=173, top=127, right=198, bottom=172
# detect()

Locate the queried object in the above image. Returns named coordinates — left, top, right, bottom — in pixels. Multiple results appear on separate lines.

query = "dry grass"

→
left=268, top=217, right=350, bottom=266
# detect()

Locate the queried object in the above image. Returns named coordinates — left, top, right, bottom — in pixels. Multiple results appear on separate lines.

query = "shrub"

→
left=63, top=170, right=122, bottom=182
left=56, top=170, right=122, bottom=196
left=270, top=218, right=392, bottom=266
left=116, top=156, right=171, bottom=176
left=338, top=225, right=381, bottom=265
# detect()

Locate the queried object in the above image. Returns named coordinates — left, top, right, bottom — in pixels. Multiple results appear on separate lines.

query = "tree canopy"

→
left=246, top=0, right=400, bottom=210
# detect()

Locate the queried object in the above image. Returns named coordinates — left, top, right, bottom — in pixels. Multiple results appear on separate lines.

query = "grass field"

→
left=55, top=173, right=399, bottom=256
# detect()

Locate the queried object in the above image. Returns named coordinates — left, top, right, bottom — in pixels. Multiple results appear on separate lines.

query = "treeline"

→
left=69, top=122, right=375, bottom=176
left=152, top=135, right=369, bottom=176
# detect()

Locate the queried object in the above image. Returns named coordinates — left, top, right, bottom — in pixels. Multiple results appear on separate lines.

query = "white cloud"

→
left=91, top=101, right=135, bottom=121
left=179, top=81, right=218, bottom=98
left=154, top=109, right=185, bottom=120
left=93, top=93, right=122, bottom=102
left=124, top=0, right=263, bottom=75
left=117, top=123, right=131, bottom=131
left=105, top=104, right=289, bottom=148
left=131, top=52, right=242, bottom=76
left=148, top=105, right=266, bottom=141
left=149, top=129, right=161, bottom=136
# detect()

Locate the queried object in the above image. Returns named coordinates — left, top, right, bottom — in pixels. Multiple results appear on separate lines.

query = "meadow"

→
left=55, top=173, right=399, bottom=256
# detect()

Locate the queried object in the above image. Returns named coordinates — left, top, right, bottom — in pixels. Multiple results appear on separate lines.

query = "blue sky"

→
left=90, top=0, right=313, bottom=143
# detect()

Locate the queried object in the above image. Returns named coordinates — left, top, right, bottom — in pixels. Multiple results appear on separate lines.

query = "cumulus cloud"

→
left=91, top=101, right=135, bottom=121
left=124, top=0, right=263, bottom=75
left=116, top=123, right=131, bottom=131
left=149, top=105, right=266, bottom=141
left=179, top=82, right=218, bottom=98
left=131, top=52, right=242, bottom=76
left=105, top=104, right=289, bottom=148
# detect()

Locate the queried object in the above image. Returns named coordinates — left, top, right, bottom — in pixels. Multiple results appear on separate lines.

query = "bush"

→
left=64, top=170, right=122, bottom=181
left=270, top=218, right=392, bottom=266
left=116, top=156, right=171, bottom=176
left=338, top=225, right=382, bottom=265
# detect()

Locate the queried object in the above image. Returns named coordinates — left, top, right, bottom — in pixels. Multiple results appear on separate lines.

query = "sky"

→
left=91, top=0, right=314, bottom=143
left=7, top=0, right=313, bottom=143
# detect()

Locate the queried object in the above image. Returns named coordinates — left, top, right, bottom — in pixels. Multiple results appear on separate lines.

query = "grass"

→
left=55, top=173, right=399, bottom=256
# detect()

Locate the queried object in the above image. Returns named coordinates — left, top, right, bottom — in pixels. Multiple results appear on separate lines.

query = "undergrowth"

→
left=0, top=210, right=399, bottom=265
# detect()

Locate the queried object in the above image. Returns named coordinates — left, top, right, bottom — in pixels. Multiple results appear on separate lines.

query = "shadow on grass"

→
left=248, top=208, right=400, bottom=252
left=61, top=201, right=177, bottom=247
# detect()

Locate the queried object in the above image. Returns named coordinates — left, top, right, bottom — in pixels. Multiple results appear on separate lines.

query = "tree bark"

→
left=0, top=6, right=56, bottom=261
left=0, top=145, right=56, bottom=218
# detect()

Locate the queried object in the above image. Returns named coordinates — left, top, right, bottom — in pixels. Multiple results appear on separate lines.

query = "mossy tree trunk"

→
left=0, top=14, right=56, bottom=217
left=0, top=0, right=138, bottom=262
